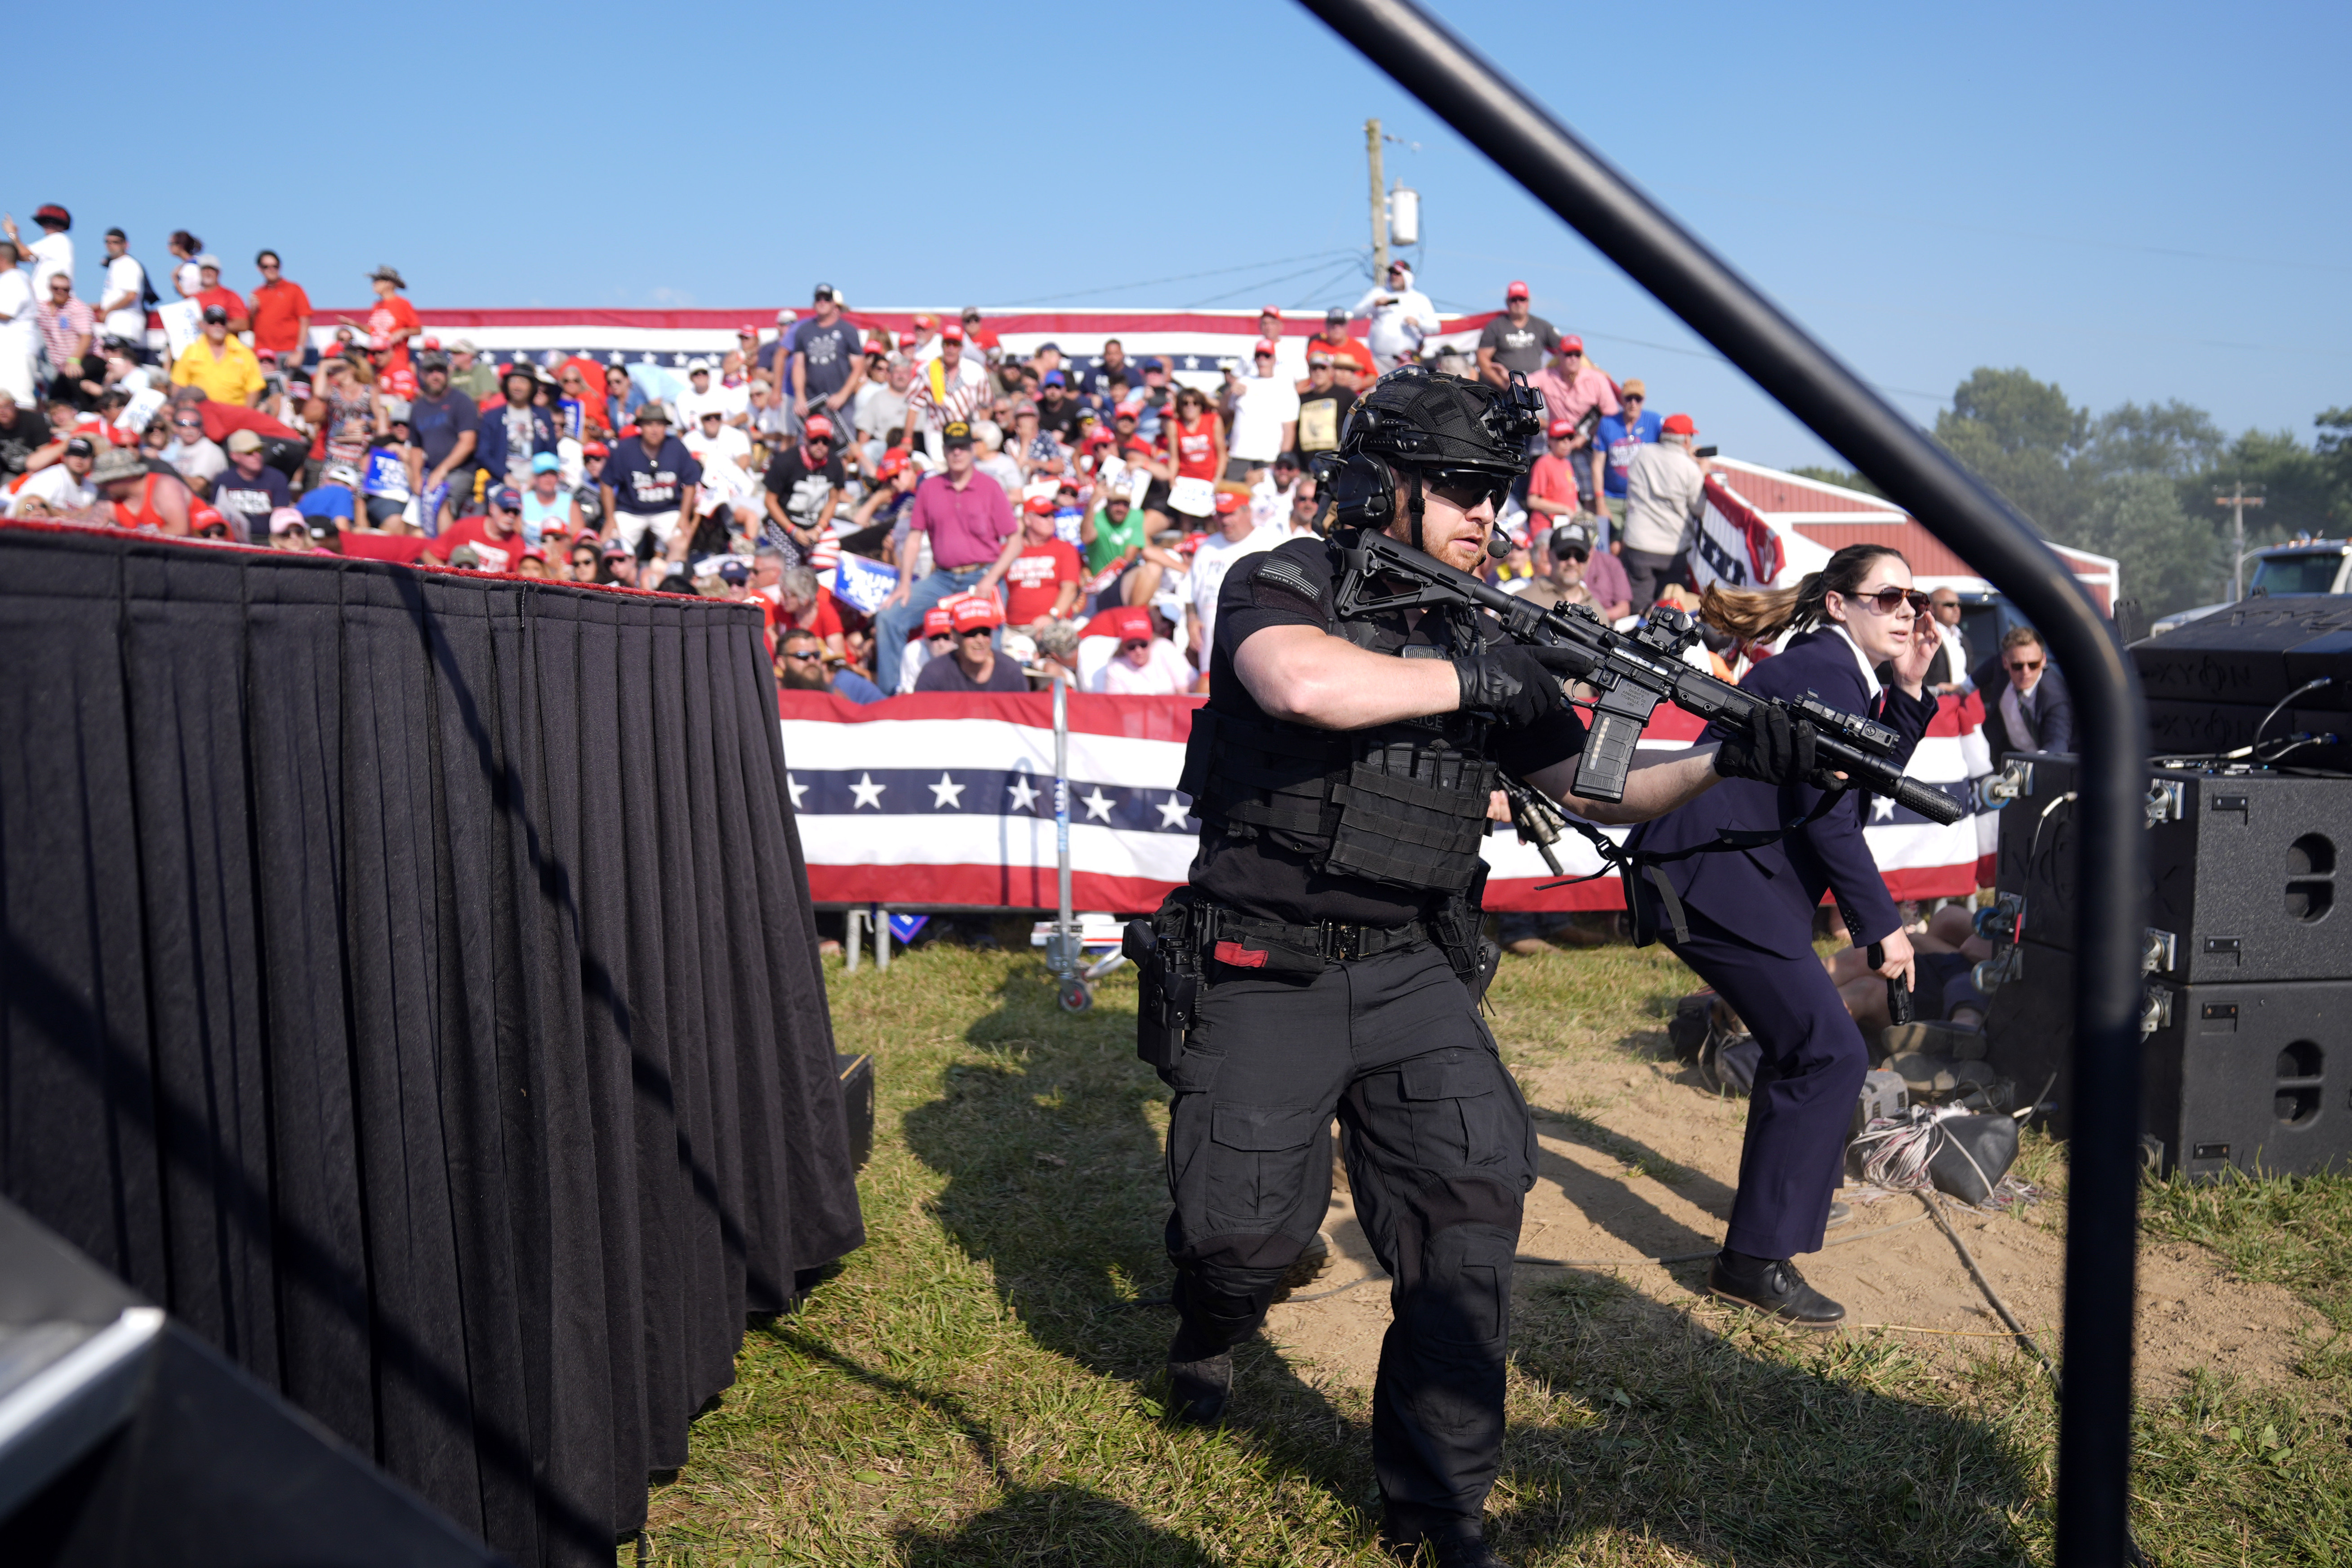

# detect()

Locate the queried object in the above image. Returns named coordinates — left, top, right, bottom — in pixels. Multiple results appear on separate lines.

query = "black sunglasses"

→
left=1424, top=467, right=1511, bottom=510
left=784, top=650, right=824, bottom=662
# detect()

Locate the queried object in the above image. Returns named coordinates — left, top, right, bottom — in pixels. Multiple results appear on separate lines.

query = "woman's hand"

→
left=1874, top=927, right=1917, bottom=990
left=1890, top=608, right=1942, bottom=697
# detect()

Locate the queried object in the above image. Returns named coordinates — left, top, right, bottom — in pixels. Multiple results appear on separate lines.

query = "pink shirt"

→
left=908, top=469, right=1016, bottom=569
left=1528, top=364, right=1619, bottom=430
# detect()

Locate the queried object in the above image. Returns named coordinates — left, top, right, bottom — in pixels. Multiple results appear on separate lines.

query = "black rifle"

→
left=1330, top=527, right=1966, bottom=828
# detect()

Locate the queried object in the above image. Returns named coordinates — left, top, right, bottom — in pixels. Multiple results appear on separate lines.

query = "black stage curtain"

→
left=0, top=526, right=864, bottom=1565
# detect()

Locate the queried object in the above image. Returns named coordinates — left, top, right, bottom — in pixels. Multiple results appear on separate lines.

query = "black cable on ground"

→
left=1918, top=1193, right=2152, bottom=1568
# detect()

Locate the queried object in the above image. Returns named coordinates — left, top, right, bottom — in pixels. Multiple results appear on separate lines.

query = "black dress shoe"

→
left=1385, top=1513, right=1511, bottom=1567
left=1165, top=1350, right=1232, bottom=1425
left=1707, top=1254, right=1846, bottom=1327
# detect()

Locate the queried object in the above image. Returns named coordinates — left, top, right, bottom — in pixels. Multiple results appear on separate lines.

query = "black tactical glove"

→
left=1455, top=644, right=1586, bottom=728
left=1713, top=704, right=1820, bottom=785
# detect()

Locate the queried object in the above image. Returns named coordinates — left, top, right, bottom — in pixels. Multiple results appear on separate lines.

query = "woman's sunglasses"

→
left=1848, top=586, right=1930, bottom=615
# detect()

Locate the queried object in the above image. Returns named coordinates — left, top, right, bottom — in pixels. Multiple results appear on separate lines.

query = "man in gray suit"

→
left=1974, top=626, right=2072, bottom=765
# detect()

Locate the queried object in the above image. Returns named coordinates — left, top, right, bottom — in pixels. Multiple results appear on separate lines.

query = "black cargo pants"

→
left=1159, top=940, right=1536, bottom=1523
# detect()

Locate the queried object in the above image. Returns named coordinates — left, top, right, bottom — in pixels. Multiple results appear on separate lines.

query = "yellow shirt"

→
left=171, top=335, right=267, bottom=405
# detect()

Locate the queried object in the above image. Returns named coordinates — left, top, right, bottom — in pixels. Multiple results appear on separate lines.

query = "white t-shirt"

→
left=854, top=381, right=909, bottom=439
left=174, top=260, right=202, bottom=298
left=683, top=423, right=752, bottom=472
left=673, top=382, right=746, bottom=427
left=1226, top=375, right=1301, bottom=465
left=1249, top=474, right=1298, bottom=530
left=1092, top=639, right=1194, bottom=695
left=1350, top=284, right=1440, bottom=365
left=7, top=462, right=98, bottom=516
left=1186, top=525, right=1282, bottom=656
left=165, top=436, right=228, bottom=487
left=0, top=267, right=32, bottom=326
left=28, top=233, right=72, bottom=297
left=101, top=254, right=147, bottom=341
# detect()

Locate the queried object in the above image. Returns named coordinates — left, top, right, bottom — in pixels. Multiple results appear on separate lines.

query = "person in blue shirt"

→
left=473, top=363, right=561, bottom=501
left=1594, top=377, right=1662, bottom=549
left=778, top=627, right=886, bottom=703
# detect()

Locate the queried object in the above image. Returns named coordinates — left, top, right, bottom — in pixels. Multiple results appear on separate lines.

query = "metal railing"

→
left=1296, top=2, right=2148, bottom=1559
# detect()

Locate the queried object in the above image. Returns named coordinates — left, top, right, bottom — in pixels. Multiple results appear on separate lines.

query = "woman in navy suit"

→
left=1629, top=543, right=1943, bottom=1326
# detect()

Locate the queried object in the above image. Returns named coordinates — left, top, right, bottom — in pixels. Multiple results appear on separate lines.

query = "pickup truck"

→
left=2147, top=541, right=2350, bottom=637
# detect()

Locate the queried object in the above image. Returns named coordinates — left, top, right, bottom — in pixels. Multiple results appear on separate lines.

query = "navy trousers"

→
left=1161, top=941, right=1535, bottom=1523
left=1665, top=906, right=1869, bottom=1260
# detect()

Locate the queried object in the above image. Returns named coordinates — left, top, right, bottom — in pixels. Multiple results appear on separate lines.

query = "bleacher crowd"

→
left=1, top=207, right=1728, bottom=700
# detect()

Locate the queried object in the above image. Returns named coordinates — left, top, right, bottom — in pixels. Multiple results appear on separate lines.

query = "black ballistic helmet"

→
left=1322, top=365, right=1547, bottom=546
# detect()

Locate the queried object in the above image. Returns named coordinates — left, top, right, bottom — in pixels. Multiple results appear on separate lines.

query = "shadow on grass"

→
left=900, top=957, right=2040, bottom=1564
left=897, top=1485, right=1217, bottom=1568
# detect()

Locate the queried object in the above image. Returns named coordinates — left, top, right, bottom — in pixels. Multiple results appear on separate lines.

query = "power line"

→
left=1185, top=255, right=1376, bottom=310
left=998, top=249, right=1360, bottom=308
left=1653, top=181, right=2352, bottom=277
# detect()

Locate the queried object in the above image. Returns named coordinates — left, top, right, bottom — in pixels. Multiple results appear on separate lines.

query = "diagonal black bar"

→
left=1296, top=1, right=2147, bottom=1561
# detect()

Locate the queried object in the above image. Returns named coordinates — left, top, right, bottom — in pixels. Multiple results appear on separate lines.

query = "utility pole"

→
left=1367, top=117, right=1388, bottom=276
left=2217, top=481, right=2266, bottom=599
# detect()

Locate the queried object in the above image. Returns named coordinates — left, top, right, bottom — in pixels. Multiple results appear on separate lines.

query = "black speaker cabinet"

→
left=1994, top=752, right=2352, bottom=984
left=1980, top=940, right=2352, bottom=1177
left=2134, top=595, right=2352, bottom=713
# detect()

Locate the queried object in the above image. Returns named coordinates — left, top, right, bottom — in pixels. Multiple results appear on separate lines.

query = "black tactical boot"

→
left=1707, top=1251, right=1846, bottom=1327
left=1383, top=1510, right=1511, bottom=1567
left=1164, top=1348, right=1233, bottom=1425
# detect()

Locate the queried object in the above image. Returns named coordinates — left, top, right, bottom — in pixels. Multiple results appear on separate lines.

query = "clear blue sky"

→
left=22, top=0, right=2346, bottom=468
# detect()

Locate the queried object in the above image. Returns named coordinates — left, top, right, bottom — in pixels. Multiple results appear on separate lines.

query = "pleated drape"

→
left=0, top=527, right=864, bottom=1565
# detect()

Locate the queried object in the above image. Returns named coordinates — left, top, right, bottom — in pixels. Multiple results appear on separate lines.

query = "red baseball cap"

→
left=1252, top=339, right=1278, bottom=358
left=584, top=440, right=609, bottom=457
left=878, top=450, right=909, bottom=479
left=1559, top=334, right=1585, bottom=355
left=738, top=322, right=759, bottom=335
left=368, top=333, right=392, bottom=352
left=950, top=595, right=1002, bottom=633
left=803, top=414, right=835, bottom=440
left=1114, top=606, right=1154, bottom=642
left=896, top=331, right=917, bottom=349
left=1506, top=281, right=1529, bottom=299
left=922, top=605, right=955, bottom=637
left=1547, top=418, right=1575, bottom=438
left=1661, top=413, right=1697, bottom=435
left=940, top=323, right=965, bottom=343
left=1213, top=491, right=1243, bottom=515
left=421, top=335, right=441, bottom=349
left=1025, top=495, right=1056, bottom=515
left=1259, top=306, right=1282, bottom=319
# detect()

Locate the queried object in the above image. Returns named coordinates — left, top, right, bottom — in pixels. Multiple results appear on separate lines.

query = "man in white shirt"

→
left=162, top=406, right=229, bottom=494
left=1349, top=259, right=1440, bottom=371
left=1927, top=588, right=1975, bottom=696
left=1184, top=493, right=1281, bottom=690
left=0, top=240, right=36, bottom=404
left=97, top=229, right=147, bottom=346
left=1249, top=451, right=1303, bottom=528
left=1089, top=606, right=1194, bottom=695
left=6, top=434, right=98, bottom=516
left=1224, top=342, right=1300, bottom=481
left=672, top=360, right=747, bottom=428
left=855, top=356, right=913, bottom=443
left=5, top=206, right=74, bottom=297
left=1619, top=412, right=1710, bottom=613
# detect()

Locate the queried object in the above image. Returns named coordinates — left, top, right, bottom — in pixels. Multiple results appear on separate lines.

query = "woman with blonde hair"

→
left=1630, top=543, right=1943, bottom=1328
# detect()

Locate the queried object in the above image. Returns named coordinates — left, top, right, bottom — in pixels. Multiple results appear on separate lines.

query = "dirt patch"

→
left=1267, top=1051, right=2325, bottom=1394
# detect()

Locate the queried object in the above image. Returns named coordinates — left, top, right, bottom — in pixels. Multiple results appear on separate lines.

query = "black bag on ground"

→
left=1926, top=1114, right=2021, bottom=1205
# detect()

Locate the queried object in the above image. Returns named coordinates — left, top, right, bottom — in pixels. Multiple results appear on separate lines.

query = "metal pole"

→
left=875, top=904, right=890, bottom=971
left=1055, top=676, right=1074, bottom=941
left=1295, top=3, right=2146, bottom=1560
left=1368, top=118, right=1390, bottom=276
left=846, top=908, right=862, bottom=973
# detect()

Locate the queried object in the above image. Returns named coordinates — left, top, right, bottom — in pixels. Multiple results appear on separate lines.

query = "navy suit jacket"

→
left=1626, top=627, right=1935, bottom=960
left=1972, top=657, right=2071, bottom=766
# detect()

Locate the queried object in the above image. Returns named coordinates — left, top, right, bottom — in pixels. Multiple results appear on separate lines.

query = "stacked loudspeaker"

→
left=1982, top=750, right=2352, bottom=1178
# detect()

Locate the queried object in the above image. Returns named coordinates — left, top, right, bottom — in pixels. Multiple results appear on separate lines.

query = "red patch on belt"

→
left=1213, top=941, right=1268, bottom=968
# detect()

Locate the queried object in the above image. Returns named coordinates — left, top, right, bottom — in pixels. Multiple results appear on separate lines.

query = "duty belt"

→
left=1207, top=904, right=1431, bottom=970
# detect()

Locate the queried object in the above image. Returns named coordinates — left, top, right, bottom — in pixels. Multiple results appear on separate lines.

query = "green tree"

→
left=1932, top=367, right=2093, bottom=537
left=2084, top=400, right=2226, bottom=481
left=2071, top=473, right=2223, bottom=614
left=2181, top=428, right=2339, bottom=554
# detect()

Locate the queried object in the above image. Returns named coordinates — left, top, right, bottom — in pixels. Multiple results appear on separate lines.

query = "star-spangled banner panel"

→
left=777, top=688, right=1997, bottom=913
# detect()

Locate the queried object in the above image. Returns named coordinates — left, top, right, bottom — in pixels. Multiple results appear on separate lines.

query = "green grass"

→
left=632, top=935, right=2352, bottom=1565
